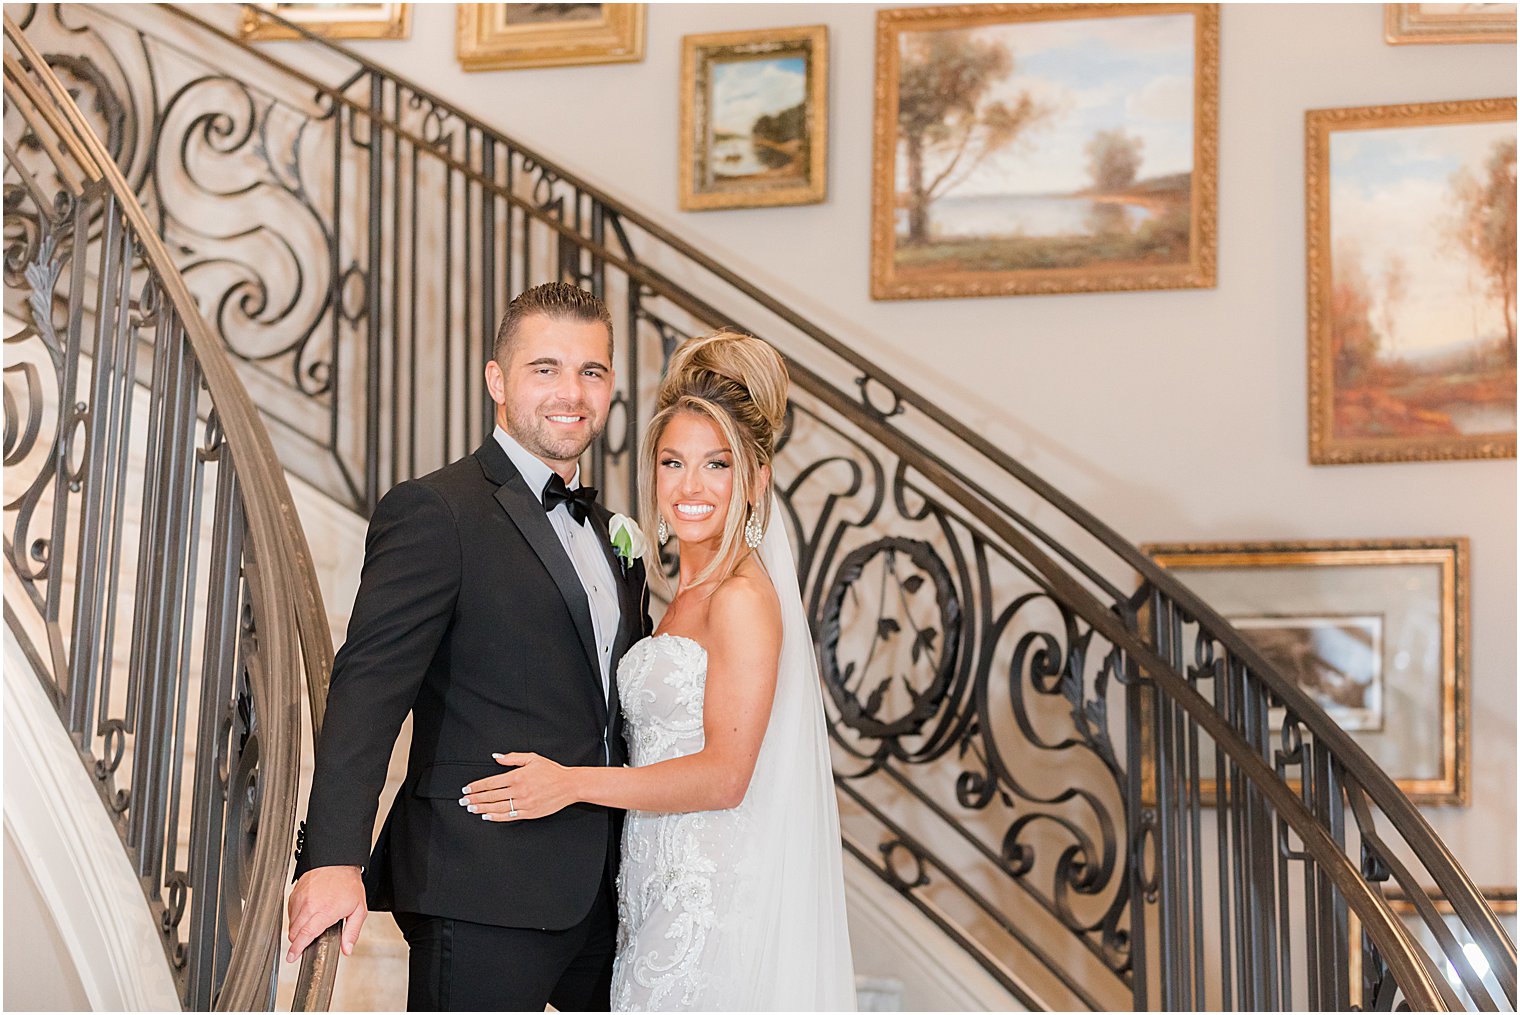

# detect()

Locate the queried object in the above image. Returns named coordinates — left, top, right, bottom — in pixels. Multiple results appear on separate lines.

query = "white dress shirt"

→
left=493, top=427, right=620, bottom=703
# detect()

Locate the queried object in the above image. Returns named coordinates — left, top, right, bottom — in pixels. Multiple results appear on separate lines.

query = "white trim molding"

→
left=4, top=621, right=182, bottom=1011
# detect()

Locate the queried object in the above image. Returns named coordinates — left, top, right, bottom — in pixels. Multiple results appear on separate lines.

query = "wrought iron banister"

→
left=2, top=13, right=338, bottom=1010
left=15, top=3, right=1513, bottom=1009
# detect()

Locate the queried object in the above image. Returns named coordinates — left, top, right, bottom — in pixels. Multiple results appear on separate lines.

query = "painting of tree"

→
left=895, top=30, right=1045, bottom=245
left=1452, top=137, right=1518, bottom=366
left=871, top=4, right=1217, bottom=300
left=1308, top=98, right=1517, bottom=464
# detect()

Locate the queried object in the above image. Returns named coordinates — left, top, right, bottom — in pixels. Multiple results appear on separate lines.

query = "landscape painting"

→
left=1231, top=614, right=1385, bottom=732
left=1143, top=538, right=1469, bottom=805
left=1308, top=98, right=1516, bottom=464
left=1385, top=3, right=1517, bottom=44
left=456, top=3, right=644, bottom=71
left=871, top=3, right=1217, bottom=299
left=681, top=26, right=828, bottom=211
left=241, top=2, right=410, bottom=40
left=498, top=4, right=604, bottom=27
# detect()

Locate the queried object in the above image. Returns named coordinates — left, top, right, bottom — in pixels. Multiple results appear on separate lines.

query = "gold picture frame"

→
left=869, top=3, right=1219, bottom=300
left=680, top=25, right=829, bottom=212
left=1306, top=98, right=1517, bottom=465
left=1385, top=887, right=1518, bottom=916
left=457, top=4, right=645, bottom=72
left=240, top=3, right=411, bottom=41
left=1386, top=3, right=1517, bottom=44
left=1138, top=538, right=1469, bottom=807
left=1348, top=887, right=1517, bottom=1003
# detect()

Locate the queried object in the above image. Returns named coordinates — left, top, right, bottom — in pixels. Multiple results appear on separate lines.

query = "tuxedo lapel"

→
left=477, top=443, right=604, bottom=719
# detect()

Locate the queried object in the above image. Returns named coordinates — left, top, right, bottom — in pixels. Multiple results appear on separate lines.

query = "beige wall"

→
left=210, top=3, right=1515, bottom=885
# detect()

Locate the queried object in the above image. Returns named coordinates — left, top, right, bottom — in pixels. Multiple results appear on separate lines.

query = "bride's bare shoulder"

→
left=702, top=561, right=781, bottom=647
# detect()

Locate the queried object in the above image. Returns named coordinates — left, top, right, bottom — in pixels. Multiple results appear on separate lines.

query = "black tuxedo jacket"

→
left=295, top=438, right=650, bottom=930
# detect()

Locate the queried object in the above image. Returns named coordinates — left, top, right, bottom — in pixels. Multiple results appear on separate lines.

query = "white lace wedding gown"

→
left=610, top=503, right=856, bottom=1012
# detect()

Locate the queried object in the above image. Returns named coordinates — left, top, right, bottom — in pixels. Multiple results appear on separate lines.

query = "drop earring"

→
left=657, top=515, right=669, bottom=545
left=744, top=510, right=763, bottom=549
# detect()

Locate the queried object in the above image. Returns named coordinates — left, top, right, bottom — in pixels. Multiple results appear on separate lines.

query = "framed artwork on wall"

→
left=1348, top=888, right=1517, bottom=1002
left=679, top=25, right=829, bottom=212
left=240, top=3, right=411, bottom=41
left=869, top=3, right=1218, bottom=300
left=1141, top=538, right=1470, bottom=806
left=456, top=4, right=645, bottom=71
left=1385, top=3, right=1517, bottom=44
left=1306, top=98, right=1516, bottom=465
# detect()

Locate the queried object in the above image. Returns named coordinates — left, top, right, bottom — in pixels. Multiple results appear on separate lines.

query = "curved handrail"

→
left=24, top=3, right=1513, bottom=1008
left=3, top=14, right=337, bottom=1010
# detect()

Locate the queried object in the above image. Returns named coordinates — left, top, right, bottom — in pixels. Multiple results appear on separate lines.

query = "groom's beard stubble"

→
left=506, top=397, right=606, bottom=465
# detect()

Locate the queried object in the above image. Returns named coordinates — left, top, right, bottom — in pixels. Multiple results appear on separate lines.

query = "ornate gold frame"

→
left=869, top=3, right=1219, bottom=300
left=240, top=3, right=411, bottom=42
left=1348, top=887, right=1516, bottom=994
left=1138, top=538, right=1469, bottom=807
left=1305, top=98, right=1517, bottom=465
left=1386, top=3, right=1517, bottom=44
left=457, top=4, right=645, bottom=72
left=679, top=25, right=829, bottom=212
left=1385, top=887, right=1518, bottom=916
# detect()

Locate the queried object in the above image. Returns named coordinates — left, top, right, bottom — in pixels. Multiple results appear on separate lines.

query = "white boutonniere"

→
left=608, top=513, right=648, bottom=570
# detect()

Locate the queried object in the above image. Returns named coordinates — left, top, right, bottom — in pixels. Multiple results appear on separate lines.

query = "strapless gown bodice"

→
left=618, top=634, right=709, bottom=767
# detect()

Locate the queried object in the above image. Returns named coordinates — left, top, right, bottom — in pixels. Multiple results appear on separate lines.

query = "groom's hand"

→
left=286, top=865, right=367, bottom=962
left=460, top=752, right=578, bottom=821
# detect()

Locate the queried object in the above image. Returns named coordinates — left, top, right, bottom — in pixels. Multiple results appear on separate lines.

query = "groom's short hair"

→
left=494, top=283, right=613, bottom=366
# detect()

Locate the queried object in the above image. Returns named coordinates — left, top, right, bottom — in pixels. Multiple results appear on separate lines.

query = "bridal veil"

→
left=704, top=493, right=856, bottom=1010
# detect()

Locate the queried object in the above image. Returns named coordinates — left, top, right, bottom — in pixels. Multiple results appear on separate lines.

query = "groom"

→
left=286, top=282, right=649, bottom=1010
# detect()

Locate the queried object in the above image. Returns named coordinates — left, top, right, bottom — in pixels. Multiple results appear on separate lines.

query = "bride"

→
left=469, top=331, right=856, bottom=1011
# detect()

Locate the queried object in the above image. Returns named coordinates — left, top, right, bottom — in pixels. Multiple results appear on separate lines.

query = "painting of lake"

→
left=683, top=26, right=827, bottom=210
left=872, top=4, right=1217, bottom=298
left=708, top=56, right=808, bottom=184
left=900, top=193, right=1155, bottom=241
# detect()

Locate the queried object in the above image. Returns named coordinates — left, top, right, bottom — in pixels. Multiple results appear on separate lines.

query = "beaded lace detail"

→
left=611, top=635, right=751, bottom=1012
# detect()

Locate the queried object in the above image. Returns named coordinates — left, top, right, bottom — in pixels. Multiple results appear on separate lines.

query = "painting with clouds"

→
left=709, top=57, right=808, bottom=184
left=681, top=26, right=828, bottom=211
left=871, top=3, right=1217, bottom=299
left=1308, top=98, right=1516, bottom=464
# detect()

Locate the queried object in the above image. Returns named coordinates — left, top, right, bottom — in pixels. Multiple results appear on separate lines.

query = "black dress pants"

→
left=393, top=878, right=617, bottom=1012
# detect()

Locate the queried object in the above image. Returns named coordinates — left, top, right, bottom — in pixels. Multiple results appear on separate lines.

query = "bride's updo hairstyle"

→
left=639, top=329, right=788, bottom=591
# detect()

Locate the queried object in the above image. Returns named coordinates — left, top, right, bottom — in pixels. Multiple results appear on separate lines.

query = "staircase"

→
left=4, top=3, right=1515, bottom=1010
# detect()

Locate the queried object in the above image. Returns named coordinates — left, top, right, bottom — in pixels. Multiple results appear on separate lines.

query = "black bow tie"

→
left=542, top=473, right=598, bottom=525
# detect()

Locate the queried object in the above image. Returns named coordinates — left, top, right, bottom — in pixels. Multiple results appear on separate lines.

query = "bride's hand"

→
left=459, top=752, right=579, bottom=822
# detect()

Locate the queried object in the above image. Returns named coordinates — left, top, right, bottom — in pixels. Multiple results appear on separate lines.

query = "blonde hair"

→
left=639, top=330, right=788, bottom=592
